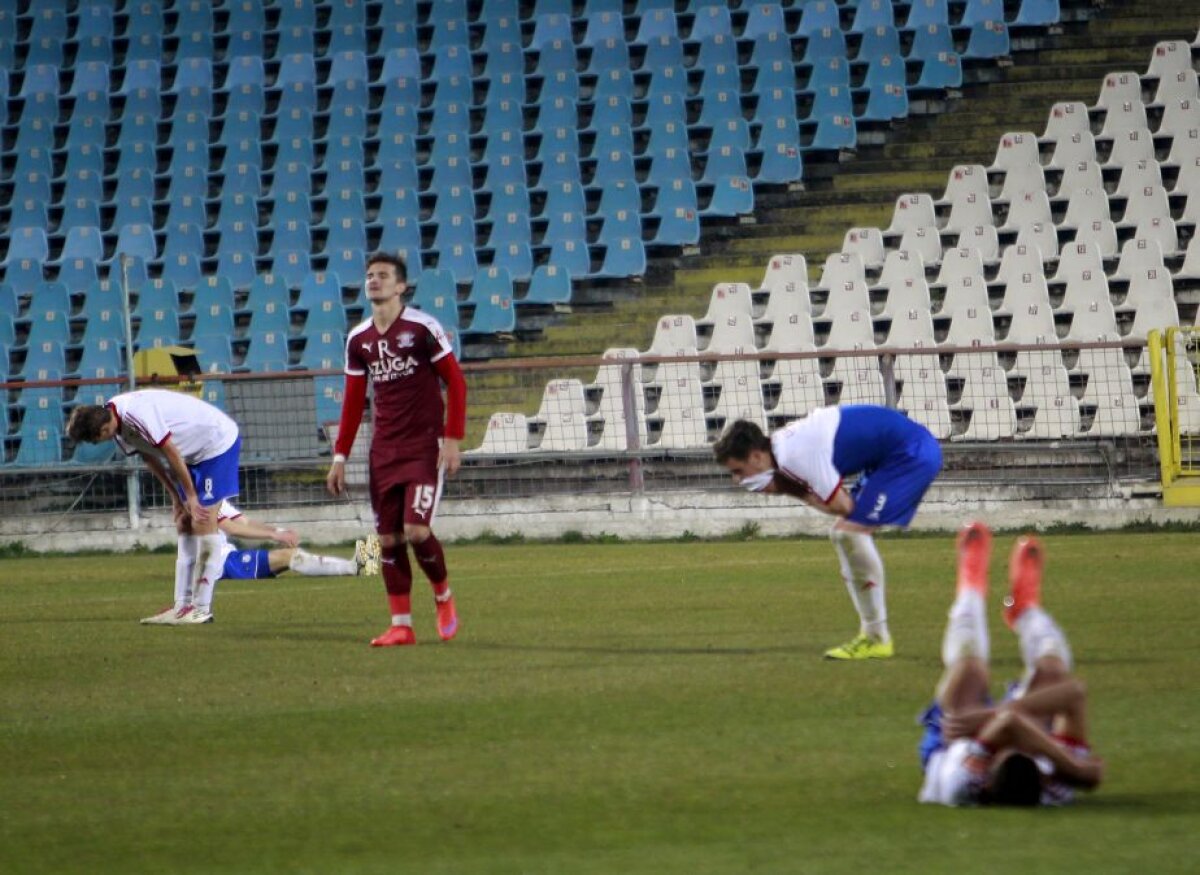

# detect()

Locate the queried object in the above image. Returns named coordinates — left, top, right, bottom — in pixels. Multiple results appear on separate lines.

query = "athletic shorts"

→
left=369, top=450, right=444, bottom=534
left=179, top=437, right=241, bottom=507
left=222, top=548, right=274, bottom=580
left=846, top=431, right=941, bottom=527
left=919, top=739, right=981, bottom=806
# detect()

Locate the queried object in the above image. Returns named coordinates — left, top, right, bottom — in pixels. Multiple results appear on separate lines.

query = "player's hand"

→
left=440, top=438, right=462, bottom=476
left=273, top=528, right=300, bottom=548
left=187, top=495, right=210, bottom=524
left=942, top=707, right=995, bottom=740
left=326, top=460, right=346, bottom=496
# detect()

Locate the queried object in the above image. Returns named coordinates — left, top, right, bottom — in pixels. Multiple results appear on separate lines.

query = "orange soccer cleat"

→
left=956, top=521, right=993, bottom=596
left=1004, top=535, right=1045, bottom=629
left=370, top=624, right=416, bottom=647
left=435, top=593, right=458, bottom=642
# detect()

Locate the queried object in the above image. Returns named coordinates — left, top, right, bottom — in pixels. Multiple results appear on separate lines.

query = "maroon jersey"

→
left=344, top=308, right=455, bottom=456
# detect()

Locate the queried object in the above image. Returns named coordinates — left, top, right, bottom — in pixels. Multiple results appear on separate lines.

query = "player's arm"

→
left=1007, top=679, right=1087, bottom=721
left=219, top=514, right=300, bottom=547
left=157, top=437, right=209, bottom=522
left=941, top=706, right=998, bottom=741
left=327, top=372, right=368, bottom=496
left=803, top=485, right=854, bottom=517
left=433, top=352, right=467, bottom=476
left=978, top=709, right=1103, bottom=789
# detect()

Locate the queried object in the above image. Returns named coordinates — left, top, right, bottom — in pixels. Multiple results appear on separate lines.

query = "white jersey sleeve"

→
left=918, top=739, right=982, bottom=806
left=770, top=406, right=843, bottom=503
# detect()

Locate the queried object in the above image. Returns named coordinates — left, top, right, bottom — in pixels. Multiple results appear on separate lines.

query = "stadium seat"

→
left=895, top=355, right=953, bottom=439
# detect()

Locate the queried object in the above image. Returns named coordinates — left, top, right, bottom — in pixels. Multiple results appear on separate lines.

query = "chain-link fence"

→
left=0, top=339, right=1167, bottom=531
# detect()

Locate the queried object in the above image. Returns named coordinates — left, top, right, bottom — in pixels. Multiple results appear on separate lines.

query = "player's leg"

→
left=824, top=520, right=891, bottom=660
left=142, top=514, right=199, bottom=625
left=937, top=521, right=994, bottom=707
left=276, top=547, right=359, bottom=577
left=186, top=446, right=241, bottom=622
left=1003, top=535, right=1079, bottom=733
left=402, top=462, right=457, bottom=642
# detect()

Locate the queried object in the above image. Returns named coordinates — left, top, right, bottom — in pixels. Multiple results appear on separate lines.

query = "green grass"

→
left=2, top=533, right=1198, bottom=874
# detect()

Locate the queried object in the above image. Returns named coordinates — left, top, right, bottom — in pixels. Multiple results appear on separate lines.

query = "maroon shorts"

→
left=368, top=448, right=443, bottom=534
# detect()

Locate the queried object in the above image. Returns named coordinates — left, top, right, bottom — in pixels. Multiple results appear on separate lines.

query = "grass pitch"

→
left=2, top=531, right=1198, bottom=874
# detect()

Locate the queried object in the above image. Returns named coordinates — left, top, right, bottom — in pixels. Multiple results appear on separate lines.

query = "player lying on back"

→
left=714, top=405, right=942, bottom=660
left=140, top=502, right=382, bottom=626
left=918, top=522, right=1104, bottom=806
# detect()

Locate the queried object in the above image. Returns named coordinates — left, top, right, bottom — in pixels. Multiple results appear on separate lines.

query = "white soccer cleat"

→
left=141, top=605, right=185, bottom=625
left=355, top=534, right=381, bottom=577
left=165, top=605, right=214, bottom=625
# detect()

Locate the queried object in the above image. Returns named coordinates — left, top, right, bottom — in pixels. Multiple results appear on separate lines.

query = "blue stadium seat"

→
left=328, top=23, right=368, bottom=55
left=239, top=330, right=291, bottom=373
left=593, top=67, right=635, bottom=103
left=547, top=238, right=592, bottom=277
left=378, top=18, right=418, bottom=53
left=645, top=147, right=694, bottom=190
left=326, top=218, right=368, bottom=255
left=326, top=248, right=365, bottom=291
left=538, top=95, right=578, bottom=132
left=487, top=182, right=532, bottom=221
left=807, top=113, right=857, bottom=151
left=700, top=176, right=755, bottom=217
left=161, top=250, right=203, bottom=292
left=1014, top=0, right=1060, bottom=26
left=215, top=251, right=257, bottom=291
left=581, top=10, right=623, bottom=46
left=0, top=283, right=17, bottom=319
left=11, top=424, right=63, bottom=467
left=909, top=23, right=956, bottom=63
left=905, top=0, right=950, bottom=28
left=192, top=298, right=235, bottom=340
left=801, top=26, right=848, bottom=63
left=697, top=89, right=743, bottom=130
left=4, top=228, right=50, bottom=265
left=294, top=272, right=345, bottom=328
left=377, top=216, right=423, bottom=263
left=491, top=242, right=533, bottom=282
left=270, top=218, right=311, bottom=262
left=649, top=179, right=701, bottom=245
left=463, top=267, right=515, bottom=335
left=3, top=257, right=46, bottom=297
left=11, top=198, right=48, bottom=232
left=708, top=117, right=752, bottom=153
left=20, top=339, right=66, bottom=381
left=276, top=0, right=316, bottom=28
left=57, top=256, right=99, bottom=294
left=521, top=264, right=572, bottom=305
left=690, top=4, right=734, bottom=41
left=859, top=79, right=909, bottom=123
left=243, top=274, right=292, bottom=331
left=227, top=0, right=266, bottom=33
left=756, top=119, right=804, bottom=183
left=76, top=335, right=124, bottom=382
left=487, top=208, right=532, bottom=249
left=914, top=50, right=962, bottom=90
left=273, top=251, right=312, bottom=289
left=136, top=277, right=177, bottom=316
left=194, top=275, right=236, bottom=312
left=857, top=25, right=903, bottom=62
left=589, top=35, right=632, bottom=75
left=963, top=21, right=1011, bottom=60
left=136, top=308, right=180, bottom=350
left=111, top=195, right=155, bottom=233
left=69, top=60, right=109, bottom=96
left=961, top=0, right=1006, bottom=27
left=193, top=335, right=234, bottom=374
left=297, top=328, right=344, bottom=371
left=597, top=204, right=642, bottom=247
left=274, top=24, right=314, bottom=56
left=75, top=33, right=113, bottom=65
left=850, top=0, right=896, bottom=33
left=530, top=13, right=573, bottom=50
left=226, top=27, right=263, bottom=57
left=538, top=68, right=580, bottom=103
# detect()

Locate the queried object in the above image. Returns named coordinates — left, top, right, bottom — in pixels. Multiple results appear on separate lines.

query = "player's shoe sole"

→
left=371, top=625, right=416, bottom=647
left=1004, top=535, right=1044, bottom=629
left=355, top=534, right=381, bottom=577
left=956, top=521, right=993, bottom=595
left=141, top=605, right=184, bottom=625
left=824, top=634, right=894, bottom=660
left=436, top=594, right=458, bottom=642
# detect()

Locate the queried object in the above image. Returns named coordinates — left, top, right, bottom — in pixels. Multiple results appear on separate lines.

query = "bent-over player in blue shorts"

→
left=714, top=405, right=942, bottom=659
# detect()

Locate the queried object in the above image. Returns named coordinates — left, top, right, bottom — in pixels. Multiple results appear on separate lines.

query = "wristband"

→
left=333, top=453, right=347, bottom=463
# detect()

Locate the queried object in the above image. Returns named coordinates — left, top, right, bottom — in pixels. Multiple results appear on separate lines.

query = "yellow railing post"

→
left=1149, top=329, right=1176, bottom=490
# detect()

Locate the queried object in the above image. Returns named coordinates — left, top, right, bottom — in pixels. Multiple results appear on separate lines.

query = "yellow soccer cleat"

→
left=824, top=633, right=895, bottom=660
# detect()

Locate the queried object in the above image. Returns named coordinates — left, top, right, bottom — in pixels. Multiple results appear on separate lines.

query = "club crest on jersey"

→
left=398, top=331, right=415, bottom=348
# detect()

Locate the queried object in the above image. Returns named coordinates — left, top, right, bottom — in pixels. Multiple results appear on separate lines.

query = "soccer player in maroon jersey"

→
left=325, top=252, right=468, bottom=647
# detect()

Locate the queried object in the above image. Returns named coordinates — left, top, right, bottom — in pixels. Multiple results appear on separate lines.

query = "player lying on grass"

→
left=918, top=522, right=1104, bottom=806
left=140, top=502, right=382, bottom=626
left=714, top=406, right=942, bottom=660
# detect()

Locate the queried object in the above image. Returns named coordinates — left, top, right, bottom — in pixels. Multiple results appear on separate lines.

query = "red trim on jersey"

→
left=333, top=372, right=369, bottom=457
left=434, top=353, right=467, bottom=440
left=820, top=477, right=844, bottom=505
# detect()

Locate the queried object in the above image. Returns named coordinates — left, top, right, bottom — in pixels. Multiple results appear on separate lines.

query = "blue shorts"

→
left=845, top=430, right=942, bottom=527
left=180, top=437, right=241, bottom=507
left=222, top=548, right=275, bottom=580
left=917, top=702, right=946, bottom=770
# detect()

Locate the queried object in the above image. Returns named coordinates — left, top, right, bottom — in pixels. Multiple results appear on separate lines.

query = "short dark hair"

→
left=713, top=419, right=771, bottom=463
left=67, top=405, right=113, bottom=443
left=366, top=251, right=408, bottom=283
left=988, top=752, right=1042, bottom=807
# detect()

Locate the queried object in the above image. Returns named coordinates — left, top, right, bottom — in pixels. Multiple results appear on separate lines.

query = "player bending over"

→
left=326, top=252, right=467, bottom=647
left=918, top=522, right=1104, bottom=806
left=714, top=406, right=942, bottom=660
left=140, top=503, right=382, bottom=625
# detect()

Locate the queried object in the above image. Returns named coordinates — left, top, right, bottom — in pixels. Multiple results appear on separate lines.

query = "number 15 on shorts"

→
left=411, top=484, right=435, bottom=519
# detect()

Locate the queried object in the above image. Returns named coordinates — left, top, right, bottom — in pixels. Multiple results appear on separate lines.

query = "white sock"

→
left=193, top=533, right=224, bottom=611
left=391, top=613, right=412, bottom=627
left=288, top=549, right=357, bottom=577
left=831, top=527, right=890, bottom=642
left=1015, top=606, right=1073, bottom=672
left=175, top=535, right=199, bottom=608
left=942, top=590, right=989, bottom=666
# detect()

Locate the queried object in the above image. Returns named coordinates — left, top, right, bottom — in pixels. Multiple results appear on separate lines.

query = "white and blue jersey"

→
left=771, top=405, right=942, bottom=527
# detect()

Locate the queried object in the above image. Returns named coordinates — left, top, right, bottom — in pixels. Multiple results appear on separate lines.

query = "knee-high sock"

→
left=1014, top=606, right=1073, bottom=672
left=942, top=590, right=989, bottom=666
left=288, top=550, right=357, bottom=577
left=410, top=533, right=449, bottom=596
left=175, top=535, right=199, bottom=608
left=193, top=534, right=224, bottom=611
left=382, top=543, right=413, bottom=626
left=830, top=527, right=889, bottom=641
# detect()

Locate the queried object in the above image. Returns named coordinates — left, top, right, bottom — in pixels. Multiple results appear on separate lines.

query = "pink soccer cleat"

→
left=1004, top=535, right=1045, bottom=629
left=436, top=593, right=458, bottom=642
left=371, top=625, right=416, bottom=647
